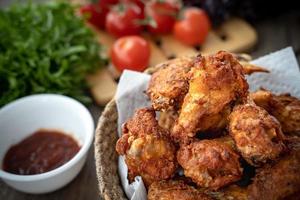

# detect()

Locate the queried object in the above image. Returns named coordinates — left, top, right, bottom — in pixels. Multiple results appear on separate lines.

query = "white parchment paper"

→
left=247, top=47, right=300, bottom=97
left=115, top=47, right=300, bottom=200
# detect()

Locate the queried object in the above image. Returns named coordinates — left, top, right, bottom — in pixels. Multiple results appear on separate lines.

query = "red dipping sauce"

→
left=2, top=129, right=80, bottom=175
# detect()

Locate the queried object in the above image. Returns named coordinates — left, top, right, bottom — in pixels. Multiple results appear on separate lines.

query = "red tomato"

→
left=80, top=0, right=118, bottom=29
left=174, top=8, right=211, bottom=46
left=80, top=4, right=108, bottom=29
left=99, top=0, right=119, bottom=5
left=105, top=3, right=144, bottom=37
left=145, top=0, right=180, bottom=34
left=111, top=36, right=151, bottom=72
left=123, top=0, right=144, bottom=11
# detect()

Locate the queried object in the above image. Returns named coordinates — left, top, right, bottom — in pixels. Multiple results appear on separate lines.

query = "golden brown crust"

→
left=147, top=56, right=194, bottom=111
left=221, top=185, right=248, bottom=200
left=229, top=103, right=286, bottom=166
left=158, top=105, right=230, bottom=140
left=172, top=51, right=248, bottom=141
left=121, top=108, right=162, bottom=138
left=251, top=89, right=300, bottom=134
left=285, top=135, right=300, bottom=150
left=208, top=185, right=248, bottom=200
left=158, top=110, right=178, bottom=132
left=239, top=62, right=269, bottom=75
left=116, top=108, right=177, bottom=186
left=147, top=55, right=265, bottom=113
left=250, top=89, right=273, bottom=110
left=248, top=149, right=300, bottom=200
left=177, top=139, right=242, bottom=190
left=214, top=136, right=237, bottom=151
left=148, top=180, right=213, bottom=200
left=193, top=105, right=232, bottom=133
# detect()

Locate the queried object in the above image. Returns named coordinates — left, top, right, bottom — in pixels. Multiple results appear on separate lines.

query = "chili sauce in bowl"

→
left=0, top=94, right=94, bottom=194
left=3, top=129, right=80, bottom=175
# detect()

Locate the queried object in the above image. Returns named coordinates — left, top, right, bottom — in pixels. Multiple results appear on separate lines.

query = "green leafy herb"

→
left=0, top=1, right=106, bottom=106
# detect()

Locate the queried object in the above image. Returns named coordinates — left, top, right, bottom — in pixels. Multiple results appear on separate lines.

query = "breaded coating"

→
left=147, top=56, right=194, bottom=111
left=147, top=54, right=264, bottom=113
left=209, top=185, right=248, bottom=200
left=229, top=103, right=286, bottom=166
left=172, top=51, right=248, bottom=141
left=177, top=139, right=242, bottom=190
left=116, top=108, right=177, bottom=186
left=251, top=89, right=300, bottom=134
left=193, top=105, right=232, bottom=134
left=159, top=106, right=230, bottom=138
left=248, top=149, right=300, bottom=200
left=148, top=180, right=213, bottom=200
left=214, top=136, right=237, bottom=151
left=158, top=110, right=178, bottom=132
left=239, top=61, right=269, bottom=75
left=285, top=135, right=300, bottom=150
left=250, top=89, right=272, bottom=110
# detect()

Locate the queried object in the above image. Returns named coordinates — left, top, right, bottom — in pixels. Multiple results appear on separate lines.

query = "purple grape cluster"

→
left=183, top=0, right=300, bottom=27
left=182, top=0, right=256, bottom=27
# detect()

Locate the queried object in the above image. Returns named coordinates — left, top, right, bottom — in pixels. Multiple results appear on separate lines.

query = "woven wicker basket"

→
left=94, top=62, right=164, bottom=200
left=94, top=100, right=128, bottom=200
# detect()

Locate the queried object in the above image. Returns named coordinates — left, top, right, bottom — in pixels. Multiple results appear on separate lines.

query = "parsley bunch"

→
left=0, top=2, right=105, bottom=106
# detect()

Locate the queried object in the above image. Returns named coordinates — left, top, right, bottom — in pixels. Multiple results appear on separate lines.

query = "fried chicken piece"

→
left=239, top=62, right=269, bottom=75
left=248, top=148, right=300, bottom=200
left=159, top=106, right=230, bottom=137
left=250, top=89, right=272, bottom=109
left=251, top=89, right=300, bottom=134
left=158, top=110, right=178, bottom=132
left=147, top=56, right=194, bottom=111
left=285, top=135, right=300, bottom=150
left=208, top=185, right=248, bottom=200
left=115, top=108, right=177, bottom=186
left=233, top=52, right=269, bottom=75
left=147, top=55, right=267, bottom=113
left=148, top=180, right=213, bottom=200
left=172, top=51, right=249, bottom=141
left=177, top=139, right=243, bottom=190
left=214, top=136, right=237, bottom=150
left=229, top=103, right=286, bottom=166
left=193, top=105, right=232, bottom=134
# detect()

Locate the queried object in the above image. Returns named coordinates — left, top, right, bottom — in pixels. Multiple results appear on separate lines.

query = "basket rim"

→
left=94, top=99, right=128, bottom=200
left=94, top=64, right=161, bottom=200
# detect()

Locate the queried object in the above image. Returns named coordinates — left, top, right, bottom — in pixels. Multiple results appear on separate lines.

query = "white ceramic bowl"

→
left=0, top=94, right=94, bottom=194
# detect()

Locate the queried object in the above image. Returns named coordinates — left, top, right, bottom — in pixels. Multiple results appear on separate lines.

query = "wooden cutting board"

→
left=87, top=18, right=257, bottom=105
left=94, top=17, right=257, bottom=62
left=158, top=18, right=257, bottom=58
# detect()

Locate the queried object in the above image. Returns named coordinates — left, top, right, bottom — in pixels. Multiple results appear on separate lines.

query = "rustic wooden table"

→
left=0, top=3, right=299, bottom=199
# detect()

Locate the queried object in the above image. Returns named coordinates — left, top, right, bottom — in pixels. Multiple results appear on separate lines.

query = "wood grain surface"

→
left=0, top=1, right=299, bottom=198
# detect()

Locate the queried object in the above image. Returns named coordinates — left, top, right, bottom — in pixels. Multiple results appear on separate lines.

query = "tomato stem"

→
left=136, top=16, right=157, bottom=28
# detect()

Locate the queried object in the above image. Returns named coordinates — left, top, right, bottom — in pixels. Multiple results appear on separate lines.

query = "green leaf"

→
left=0, top=1, right=106, bottom=107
